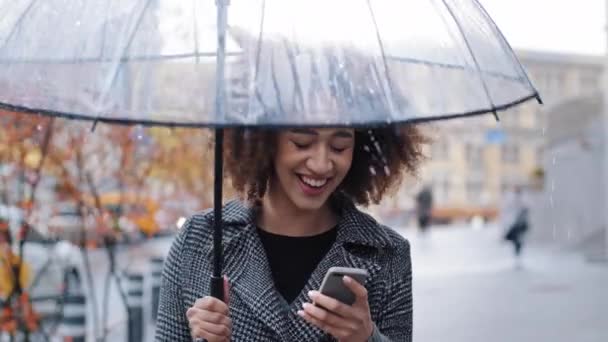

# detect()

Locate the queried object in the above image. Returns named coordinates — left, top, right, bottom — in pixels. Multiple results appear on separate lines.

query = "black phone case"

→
left=318, top=267, right=368, bottom=305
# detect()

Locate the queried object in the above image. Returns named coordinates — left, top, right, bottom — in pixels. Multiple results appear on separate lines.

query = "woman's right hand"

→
left=186, top=296, right=232, bottom=342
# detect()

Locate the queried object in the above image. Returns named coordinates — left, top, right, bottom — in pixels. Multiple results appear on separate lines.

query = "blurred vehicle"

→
left=431, top=206, right=498, bottom=225
left=95, top=191, right=160, bottom=237
left=47, top=191, right=161, bottom=244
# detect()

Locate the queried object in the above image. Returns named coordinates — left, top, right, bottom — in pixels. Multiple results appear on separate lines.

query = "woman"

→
left=155, top=125, right=426, bottom=341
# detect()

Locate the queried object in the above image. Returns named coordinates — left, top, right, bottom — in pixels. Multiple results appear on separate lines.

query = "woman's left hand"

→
left=298, top=276, right=373, bottom=342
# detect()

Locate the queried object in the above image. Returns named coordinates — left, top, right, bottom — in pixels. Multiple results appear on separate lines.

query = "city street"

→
left=402, top=225, right=608, bottom=342
left=23, top=223, right=606, bottom=341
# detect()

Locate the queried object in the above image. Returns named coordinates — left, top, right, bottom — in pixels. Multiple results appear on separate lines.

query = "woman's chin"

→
left=290, top=194, right=330, bottom=212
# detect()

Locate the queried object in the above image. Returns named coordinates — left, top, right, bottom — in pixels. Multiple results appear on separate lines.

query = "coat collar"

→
left=205, top=197, right=390, bottom=340
left=219, top=196, right=395, bottom=249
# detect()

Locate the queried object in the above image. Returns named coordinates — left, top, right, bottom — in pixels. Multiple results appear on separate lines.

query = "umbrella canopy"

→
left=0, top=0, right=542, bottom=302
left=0, top=0, right=540, bottom=127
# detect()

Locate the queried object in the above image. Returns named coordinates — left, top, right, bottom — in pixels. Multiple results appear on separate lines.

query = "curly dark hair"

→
left=224, top=125, right=428, bottom=206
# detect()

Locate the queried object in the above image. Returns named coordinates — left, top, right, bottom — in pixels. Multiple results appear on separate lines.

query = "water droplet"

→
left=373, top=141, right=382, bottom=154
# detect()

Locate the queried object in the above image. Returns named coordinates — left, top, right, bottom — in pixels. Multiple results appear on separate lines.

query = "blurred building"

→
left=407, top=49, right=604, bottom=223
left=532, top=93, right=605, bottom=250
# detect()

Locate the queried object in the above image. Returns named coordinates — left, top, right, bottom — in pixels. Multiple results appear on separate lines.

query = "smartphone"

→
left=318, top=267, right=368, bottom=306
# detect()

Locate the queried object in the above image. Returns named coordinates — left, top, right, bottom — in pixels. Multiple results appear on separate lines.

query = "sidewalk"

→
left=400, top=225, right=608, bottom=342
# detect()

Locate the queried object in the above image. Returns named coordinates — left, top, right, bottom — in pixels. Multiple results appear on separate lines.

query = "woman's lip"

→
left=297, top=175, right=330, bottom=196
left=296, top=174, right=332, bottom=182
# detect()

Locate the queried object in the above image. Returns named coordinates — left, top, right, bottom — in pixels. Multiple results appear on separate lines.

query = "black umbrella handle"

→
left=211, top=128, right=225, bottom=301
left=210, top=276, right=225, bottom=300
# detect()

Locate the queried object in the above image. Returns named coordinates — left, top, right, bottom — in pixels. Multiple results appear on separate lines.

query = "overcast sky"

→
left=479, top=0, right=605, bottom=55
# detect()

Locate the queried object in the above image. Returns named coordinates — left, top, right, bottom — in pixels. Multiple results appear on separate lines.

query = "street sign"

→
left=486, top=129, right=507, bottom=144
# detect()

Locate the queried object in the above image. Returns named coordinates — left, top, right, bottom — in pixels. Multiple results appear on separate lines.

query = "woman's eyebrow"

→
left=289, top=128, right=317, bottom=136
left=332, top=130, right=354, bottom=138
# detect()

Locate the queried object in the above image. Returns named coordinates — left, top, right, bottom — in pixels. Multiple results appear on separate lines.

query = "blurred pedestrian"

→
left=501, top=186, right=530, bottom=257
left=415, top=185, right=434, bottom=234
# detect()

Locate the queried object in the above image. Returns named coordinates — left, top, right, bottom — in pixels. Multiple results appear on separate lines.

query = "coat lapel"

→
left=211, top=203, right=291, bottom=340
left=285, top=199, right=389, bottom=341
left=192, top=199, right=394, bottom=342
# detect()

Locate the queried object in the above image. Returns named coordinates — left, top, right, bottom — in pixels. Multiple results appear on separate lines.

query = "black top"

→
left=257, top=226, right=337, bottom=304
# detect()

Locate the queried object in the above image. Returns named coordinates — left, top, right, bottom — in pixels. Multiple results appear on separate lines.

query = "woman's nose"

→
left=306, top=147, right=333, bottom=175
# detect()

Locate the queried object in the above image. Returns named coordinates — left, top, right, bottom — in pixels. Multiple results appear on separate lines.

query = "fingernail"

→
left=302, top=303, right=310, bottom=309
left=308, top=290, right=318, bottom=298
left=343, top=276, right=352, bottom=283
left=297, top=310, right=305, bottom=317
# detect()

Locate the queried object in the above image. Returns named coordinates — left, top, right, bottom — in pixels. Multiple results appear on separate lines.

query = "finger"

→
left=190, top=325, right=229, bottom=342
left=192, top=296, right=230, bottom=315
left=297, top=309, right=350, bottom=340
left=343, top=276, right=368, bottom=303
left=301, top=303, right=355, bottom=331
left=196, top=320, right=232, bottom=337
left=223, top=275, right=230, bottom=305
left=307, top=291, right=353, bottom=318
left=187, top=307, right=231, bottom=325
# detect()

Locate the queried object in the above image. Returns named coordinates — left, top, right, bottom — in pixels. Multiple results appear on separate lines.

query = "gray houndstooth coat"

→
left=155, top=199, right=413, bottom=341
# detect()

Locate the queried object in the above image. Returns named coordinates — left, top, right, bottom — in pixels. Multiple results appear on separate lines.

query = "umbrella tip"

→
left=90, top=120, right=99, bottom=132
left=535, top=94, right=544, bottom=105
left=492, top=110, right=500, bottom=122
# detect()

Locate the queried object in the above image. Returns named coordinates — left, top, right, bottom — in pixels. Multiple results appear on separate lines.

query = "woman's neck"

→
left=258, top=187, right=337, bottom=237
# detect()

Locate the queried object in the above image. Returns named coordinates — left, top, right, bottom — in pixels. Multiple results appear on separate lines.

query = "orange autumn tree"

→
left=0, top=110, right=54, bottom=337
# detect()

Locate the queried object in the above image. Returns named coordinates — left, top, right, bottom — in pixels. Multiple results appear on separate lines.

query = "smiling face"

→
left=268, top=128, right=355, bottom=212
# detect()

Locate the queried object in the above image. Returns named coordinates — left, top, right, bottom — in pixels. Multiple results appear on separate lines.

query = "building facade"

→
left=401, top=50, right=604, bottom=220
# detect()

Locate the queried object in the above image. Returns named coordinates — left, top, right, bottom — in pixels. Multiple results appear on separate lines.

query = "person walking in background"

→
left=502, top=186, right=530, bottom=258
left=415, top=185, right=433, bottom=234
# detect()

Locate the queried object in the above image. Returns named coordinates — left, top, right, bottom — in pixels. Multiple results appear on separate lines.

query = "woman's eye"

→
left=331, top=146, right=349, bottom=153
left=292, top=141, right=311, bottom=149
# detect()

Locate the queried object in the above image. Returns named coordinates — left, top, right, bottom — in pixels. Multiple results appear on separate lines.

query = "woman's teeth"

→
left=300, top=176, right=328, bottom=188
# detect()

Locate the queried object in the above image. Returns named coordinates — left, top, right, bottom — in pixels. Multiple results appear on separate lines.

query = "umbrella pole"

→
left=210, top=0, right=230, bottom=300
left=210, top=128, right=225, bottom=300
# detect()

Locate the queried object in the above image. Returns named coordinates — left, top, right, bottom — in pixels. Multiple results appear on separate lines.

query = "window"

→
left=431, top=140, right=449, bottom=160
left=465, top=143, right=484, bottom=168
left=501, top=144, right=520, bottom=164
left=536, top=146, right=545, bottom=165
left=500, top=107, right=520, bottom=127
left=432, top=173, right=451, bottom=204
left=466, top=178, right=484, bottom=204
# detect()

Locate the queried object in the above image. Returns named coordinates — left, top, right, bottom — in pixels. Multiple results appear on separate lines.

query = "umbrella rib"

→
left=365, top=0, right=397, bottom=117
left=0, top=0, right=39, bottom=51
left=282, top=38, right=305, bottom=114
left=249, top=0, right=268, bottom=117
left=99, top=0, right=113, bottom=60
left=439, top=0, right=499, bottom=121
left=253, top=0, right=270, bottom=115
left=270, top=52, right=286, bottom=116
left=473, top=0, right=543, bottom=104
left=193, top=0, right=200, bottom=64
left=92, top=0, right=155, bottom=129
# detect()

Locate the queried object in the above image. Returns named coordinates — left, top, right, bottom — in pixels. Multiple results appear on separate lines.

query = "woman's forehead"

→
left=287, top=127, right=354, bottom=138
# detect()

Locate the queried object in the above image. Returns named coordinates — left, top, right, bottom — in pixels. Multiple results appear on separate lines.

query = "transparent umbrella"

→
left=0, top=0, right=541, bottom=299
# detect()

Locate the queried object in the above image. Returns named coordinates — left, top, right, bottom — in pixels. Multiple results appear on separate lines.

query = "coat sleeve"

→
left=155, top=219, right=193, bottom=341
left=369, top=239, right=413, bottom=342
